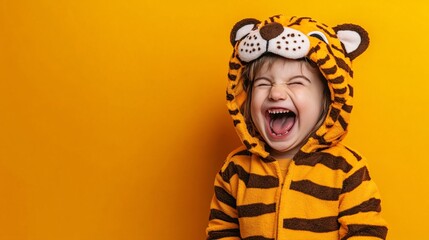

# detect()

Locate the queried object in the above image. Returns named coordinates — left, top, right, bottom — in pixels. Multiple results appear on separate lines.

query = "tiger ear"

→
left=230, top=18, right=261, bottom=46
left=333, top=24, right=370, bottom=60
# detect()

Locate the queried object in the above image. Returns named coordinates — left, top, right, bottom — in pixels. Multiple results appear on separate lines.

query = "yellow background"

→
left=0, top=0, right=427, bottom=239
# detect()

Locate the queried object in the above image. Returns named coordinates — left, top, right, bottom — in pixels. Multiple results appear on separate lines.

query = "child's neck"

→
left=271, top=149, right=296, bottom=160
left=277, top=158, right=292, bottom=179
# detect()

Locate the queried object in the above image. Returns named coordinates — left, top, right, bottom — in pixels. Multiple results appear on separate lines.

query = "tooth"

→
left=269, top=109, right=291, bottom=114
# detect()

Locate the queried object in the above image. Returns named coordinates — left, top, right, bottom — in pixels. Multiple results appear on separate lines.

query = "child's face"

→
left=250, top=58, right=325, bottom=159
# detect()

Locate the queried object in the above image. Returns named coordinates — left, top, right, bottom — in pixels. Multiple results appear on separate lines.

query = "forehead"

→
left=255, top=57, right=318, bottom=77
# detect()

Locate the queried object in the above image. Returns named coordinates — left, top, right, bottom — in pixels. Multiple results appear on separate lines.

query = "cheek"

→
left=295, top=89, right=324, bottom=117
left=250, top=94, right=260, bottom=121
left=249, top=90, right=266, bottom=126
left=250, top=90, right=264, bottom=111
left=312, top=90, right=325, bottom=111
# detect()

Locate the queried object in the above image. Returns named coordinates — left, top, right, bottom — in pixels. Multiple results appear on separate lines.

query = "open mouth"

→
left=267, top=109, right=296, bottom=136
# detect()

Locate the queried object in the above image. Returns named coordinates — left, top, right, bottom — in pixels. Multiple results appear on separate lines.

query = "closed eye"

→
left=288, top=81, right=304, bottom=85
left=288, top=76, right=311, bottom=85
left=253, top=78, right=272, bottom=87
left=308, top=31, right=329, bottom=44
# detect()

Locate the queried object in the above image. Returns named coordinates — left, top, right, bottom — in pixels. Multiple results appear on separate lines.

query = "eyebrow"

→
left=253, top=75, right=312, bottom=82
left=290, top=75, right=312, bottom=83
left=253, top=76, right=271, bottom=81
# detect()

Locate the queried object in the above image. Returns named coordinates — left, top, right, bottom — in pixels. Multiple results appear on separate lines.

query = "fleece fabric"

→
left=206, top=14, right=388, bottom=240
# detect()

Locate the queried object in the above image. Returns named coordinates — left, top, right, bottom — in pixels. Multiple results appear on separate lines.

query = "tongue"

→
left=271, top=116, right=294, bottom=134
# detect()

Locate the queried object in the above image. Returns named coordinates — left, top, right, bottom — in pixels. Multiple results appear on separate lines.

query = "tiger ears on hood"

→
left=333, top=24, right=369, bottom=60
left=230, top=18, right=261, bottom=46
left=230, top=19, right=370, bottom=61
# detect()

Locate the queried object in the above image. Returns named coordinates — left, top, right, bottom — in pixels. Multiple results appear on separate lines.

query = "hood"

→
left=226, top=14, right=369, bottom=160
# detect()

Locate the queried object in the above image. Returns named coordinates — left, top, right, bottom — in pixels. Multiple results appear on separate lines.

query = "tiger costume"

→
left=206, top=15, right=388, bottom=240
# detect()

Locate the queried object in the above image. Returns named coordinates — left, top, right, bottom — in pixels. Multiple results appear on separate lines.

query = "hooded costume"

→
left=206, top=15, right=388, bottom=240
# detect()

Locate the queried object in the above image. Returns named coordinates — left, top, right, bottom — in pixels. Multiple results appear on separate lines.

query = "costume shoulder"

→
left=221, top=146, right=253, bottom=171
left=329, top=144, right=371, bottom=175
left=329, top=143, right=366, bottom=166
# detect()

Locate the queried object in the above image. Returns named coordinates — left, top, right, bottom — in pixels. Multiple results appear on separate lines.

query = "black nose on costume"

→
left=260, top=22, right=284, bottom=41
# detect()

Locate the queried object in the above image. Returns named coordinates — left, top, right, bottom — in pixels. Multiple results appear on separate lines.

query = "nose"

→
left=260, top=22, right=284, bottom=41
left=269, top=84, right=288, bottom=101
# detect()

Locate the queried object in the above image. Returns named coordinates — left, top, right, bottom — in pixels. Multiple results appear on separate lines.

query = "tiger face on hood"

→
left=226, top=15, right=370, bottom=160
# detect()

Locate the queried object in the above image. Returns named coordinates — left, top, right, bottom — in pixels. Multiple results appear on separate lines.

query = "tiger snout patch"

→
left=237, top=23, right=310, bottom=62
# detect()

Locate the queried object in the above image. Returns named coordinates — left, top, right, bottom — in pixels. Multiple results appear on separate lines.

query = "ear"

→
left=333, top=24, right=370, bottom=60
left=230, top=18, right=261, bottom=46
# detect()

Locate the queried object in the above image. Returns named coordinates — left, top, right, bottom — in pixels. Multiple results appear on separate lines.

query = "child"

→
left=206, top=14, right=388, bottom=240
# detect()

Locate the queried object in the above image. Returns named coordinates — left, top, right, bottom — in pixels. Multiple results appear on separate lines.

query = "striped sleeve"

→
left=338, top=158, right=388, bottom=240
left=206, top=159, right=241, bottom=240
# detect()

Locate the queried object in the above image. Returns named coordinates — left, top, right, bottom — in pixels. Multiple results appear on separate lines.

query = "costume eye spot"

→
left=308, top=31, right=329, bottom=44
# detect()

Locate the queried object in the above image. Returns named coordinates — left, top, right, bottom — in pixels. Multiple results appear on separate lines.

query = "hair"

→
left=240, top=54, right=331, bottom=141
